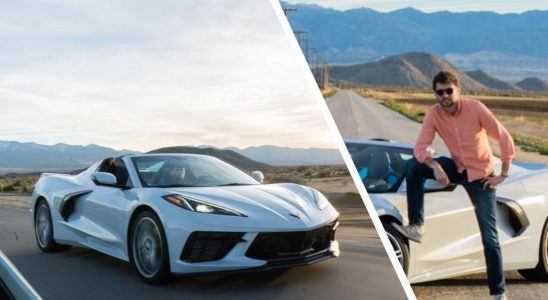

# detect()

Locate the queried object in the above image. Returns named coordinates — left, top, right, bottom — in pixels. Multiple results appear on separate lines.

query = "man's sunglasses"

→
left=435, top=88, right=454, bottom=96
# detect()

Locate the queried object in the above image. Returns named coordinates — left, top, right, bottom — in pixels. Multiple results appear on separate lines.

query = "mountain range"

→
left=0, top=141, right=344, bottom=174
left=328, top=52, right=548, bottom=92
left=0, top=141, right=139, bottom=173
left=285, top=3, right=548, bottom=81
left=224, top=145, right=343, bottom=166
left=515, top=77, right=548, bottom=91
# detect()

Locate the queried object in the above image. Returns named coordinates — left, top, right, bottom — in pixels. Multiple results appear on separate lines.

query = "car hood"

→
left=161, top=183, right=337, bottom=228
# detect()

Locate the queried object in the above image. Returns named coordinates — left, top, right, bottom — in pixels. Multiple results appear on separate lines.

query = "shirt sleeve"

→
left=477, top=101, right=516, bottom=163
left=414, top=109, right=437, bottom=163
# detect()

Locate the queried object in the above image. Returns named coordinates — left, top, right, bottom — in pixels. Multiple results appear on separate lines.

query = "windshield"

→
left=131, top=155, right=260, bottom=188
left=346, top=143, right=413, bottom=193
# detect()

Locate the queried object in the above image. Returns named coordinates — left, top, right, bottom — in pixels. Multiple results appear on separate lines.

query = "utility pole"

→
left=321, top=59, right=329, bottom=90
left=303, top=38, right=311, bottom=63
left=292, top=30, right=307, bottom=49
left=316, top=51, right=321, bottom=87
left=311, top=48, right=319, bottom=86
left=283, top=5, right=326, bottom=88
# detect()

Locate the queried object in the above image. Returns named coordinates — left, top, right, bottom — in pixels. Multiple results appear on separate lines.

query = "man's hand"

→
left=432, top=165, right=450, bottom=186
left=481, top=175, right=505, bottom=190
left=424, top=158, right=450, bottom=186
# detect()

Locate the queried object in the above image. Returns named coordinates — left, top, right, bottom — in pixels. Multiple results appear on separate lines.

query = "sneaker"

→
left=392, top=223, right=424, bottom=243
left=494, top=293, right=508, bottom=300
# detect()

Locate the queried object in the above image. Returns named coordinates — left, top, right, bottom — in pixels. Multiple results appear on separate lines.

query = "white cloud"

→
left=0, top=0, right=335, bottom=151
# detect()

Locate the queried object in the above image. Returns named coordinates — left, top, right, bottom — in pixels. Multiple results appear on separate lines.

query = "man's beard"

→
left=439, top=97, right=455, bottom=107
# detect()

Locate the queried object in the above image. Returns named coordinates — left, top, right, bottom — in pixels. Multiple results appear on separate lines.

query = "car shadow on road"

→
left=413, top=271, right=538, bottom=287
left=12, top=246, right=336, bottom=299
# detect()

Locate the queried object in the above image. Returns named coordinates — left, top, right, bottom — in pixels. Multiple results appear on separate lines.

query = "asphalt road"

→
left=327, top=89, right=548, bottom=299
left=0, top=193, right=409, bottom=300
left=326, top=89, right=448, bottom=153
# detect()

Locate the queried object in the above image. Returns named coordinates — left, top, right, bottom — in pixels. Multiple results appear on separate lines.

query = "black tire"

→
left=34, top=200, right=71, bottom=252
left=518, top=218, right=548, bottom=282
left=384, top=222, right=410, bottom=274
left=129, top=210, right=170, bottom=284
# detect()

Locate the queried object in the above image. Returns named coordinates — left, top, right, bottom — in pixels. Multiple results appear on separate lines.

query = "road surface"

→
left=326, top=89, right=448, bottom=153
left=0, top=192, right=409, bottom=300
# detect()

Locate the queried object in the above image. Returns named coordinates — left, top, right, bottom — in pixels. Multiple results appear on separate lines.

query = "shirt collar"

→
left=435, top=98, right=462, bottom=117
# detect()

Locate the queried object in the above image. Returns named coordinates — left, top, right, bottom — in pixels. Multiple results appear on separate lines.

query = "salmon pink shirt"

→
left=414, top=98, right=515, bottom=182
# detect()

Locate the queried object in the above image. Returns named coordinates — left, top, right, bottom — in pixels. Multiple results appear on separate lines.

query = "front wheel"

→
left=130, top=211, right=170, bottom=284
left=34, top=200, right=70, bottom=252
left=518, top=218, right=548, bottom=281
left=384, top=222, right=409, bottom=274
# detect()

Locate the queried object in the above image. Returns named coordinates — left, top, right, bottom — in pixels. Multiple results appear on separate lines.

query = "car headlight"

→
left=162, top=194, right=247, bottom=217
left=312, top=189, right=330, bottom=210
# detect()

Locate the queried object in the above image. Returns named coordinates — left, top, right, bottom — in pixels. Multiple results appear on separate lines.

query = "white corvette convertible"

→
left=345, top=139, right=548, bottom=283
left=31, top=154, right=340, bottom=283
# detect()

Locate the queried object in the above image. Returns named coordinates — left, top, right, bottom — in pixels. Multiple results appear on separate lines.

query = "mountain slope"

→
left=286, top=4, right=548, bottom=62
left=329, top=52, right=488, bottom=91
left=0, top=140, right=344, bottom=173
left=0, top=141, right=139, bottom=172
left=515, top=77, right=548, bottom=91
left=227, top=145, right=343, bottom=166
left=464, top=70, right=516, bottom=90
left=285, top=3, right=548, bottom=80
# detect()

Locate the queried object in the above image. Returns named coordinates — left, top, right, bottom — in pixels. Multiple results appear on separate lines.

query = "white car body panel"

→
left=31, top=154, right=339, bottom=275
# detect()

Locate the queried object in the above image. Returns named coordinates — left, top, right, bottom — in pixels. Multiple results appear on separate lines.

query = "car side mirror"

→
left=424, top=179, right=457, bottom=193
left=92, top=172, right=118, bottom=186
left=250, top=171, right=264, bottom=183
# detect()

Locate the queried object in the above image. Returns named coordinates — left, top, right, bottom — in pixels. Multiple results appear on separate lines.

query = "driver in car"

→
left=157, top=163, right=186, bottom=186
left=392, top=71, right=515, bottom=300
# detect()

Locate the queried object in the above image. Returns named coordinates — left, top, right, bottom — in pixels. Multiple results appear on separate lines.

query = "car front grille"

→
left=181, top=231, right=245, bottom=263
left=245, top=221, right=337, bottom=261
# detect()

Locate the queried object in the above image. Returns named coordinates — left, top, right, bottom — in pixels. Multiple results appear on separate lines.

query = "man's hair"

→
left=432, top=71, right=460, bottom=90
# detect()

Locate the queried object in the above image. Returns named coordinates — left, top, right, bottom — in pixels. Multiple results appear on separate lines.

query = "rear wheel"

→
left=518, top=218, right=548, bottom=281
left=130, top=211, right=170, bottom=284
left=384, top=222, right=409, bottom=274
left=34, top=200, right=70, bottom=252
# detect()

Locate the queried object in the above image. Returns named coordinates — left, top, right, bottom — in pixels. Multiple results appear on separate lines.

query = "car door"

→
left=76, top=158, right=138, bottom=260
left=408, top=183, right=489, bottom=281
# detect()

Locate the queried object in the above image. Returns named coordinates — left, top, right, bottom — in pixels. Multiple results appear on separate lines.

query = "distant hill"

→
left=0, top=141, right=139, bottom=173
left=0, top=141, right=344, bottom=174
left=225, top=145, right=343, bottom=166
left=515, top=77, right=548, bottom=92
left=329, top=52, right=488, bottom=91
left=464, top=70, right=516, bottom=90
left=446, top=52, right=548, bottom=83
left=147, top=146, right=270, bottom=170
left=286, top=3, right=548, bottom=81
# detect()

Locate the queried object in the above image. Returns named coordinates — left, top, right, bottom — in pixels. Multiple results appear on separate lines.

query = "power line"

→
left=284, top=5, right=329, bottom=90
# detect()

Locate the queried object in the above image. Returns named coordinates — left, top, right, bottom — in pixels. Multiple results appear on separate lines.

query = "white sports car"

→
left=345, top=139, right=548, bottom=283
left=31, top=154, right=340, bottom=283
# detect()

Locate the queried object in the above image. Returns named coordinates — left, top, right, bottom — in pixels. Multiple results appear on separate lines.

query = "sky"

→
left=283, top=0, right=548, bottom=13
left=0, top=0, right=335, bottom=152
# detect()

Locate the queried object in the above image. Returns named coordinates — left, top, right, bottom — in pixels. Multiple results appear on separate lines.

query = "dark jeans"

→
left=406, top=157, right=505, bottom=295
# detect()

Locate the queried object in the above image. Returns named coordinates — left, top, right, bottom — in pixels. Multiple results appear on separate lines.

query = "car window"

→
left=131, top=155, right=260, bottom=188
left=346, top=143, right=413, bottom=193
left=96, top=157, right=132, bottom=186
